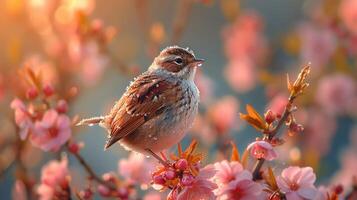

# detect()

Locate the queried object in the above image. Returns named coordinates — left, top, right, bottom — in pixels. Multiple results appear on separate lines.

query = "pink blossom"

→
left=144, top=192, right=162, bottom=200
left=208, top=96, right=239, bottom=134
left=315, top=74, right=356, bottom=115
left=277, top=166, right=318, bottom=200
left=177, top=165, right=217, bottom=200
left=223, top=12, right=267, bottom=63
left=213, top=160, right=262, bottom=200
left=213, top=160, right=244, bottom=185
left=224, top=59, right=257, bottom=93
left=266, top=93, right=288, bottom=116
left=298, top=22, right=336, bottom=70
left=31, top=109, right=71, bottom=152
left=12, top=180, right=27, bottom=200
left=247, top=141, right=277, bottom=161
left=118, top=152, right=156, bottom=185
left=303, top=109, right=337, bottom=156
left=339, top=0, right=357, bottom=35
left=218, top=178, right=262, bottom=200
left=10, top=98, right=33, bottom=140
left=37, top=156, right=70, bottom=200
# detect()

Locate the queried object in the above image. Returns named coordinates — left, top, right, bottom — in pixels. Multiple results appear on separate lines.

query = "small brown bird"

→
left=77, top=46, right=203, bottom=155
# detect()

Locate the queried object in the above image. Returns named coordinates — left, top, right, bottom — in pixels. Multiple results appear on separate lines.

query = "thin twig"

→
left=252, top=95, right=296, bottom=180
left=14, top=133, right=34, bottom=200
left=67, top=145, right=116, bottom=190
left=0, top=157, right=16, bottom=178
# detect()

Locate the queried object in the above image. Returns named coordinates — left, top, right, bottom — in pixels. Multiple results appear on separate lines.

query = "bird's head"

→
left=149, top=46, right=204, bottom=80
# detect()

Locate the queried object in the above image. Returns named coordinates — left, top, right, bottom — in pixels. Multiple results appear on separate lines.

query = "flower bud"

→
left=334, top=184, right=343, bottom=194
left=68, top=142, right=83, bottom=154
left=181, top=173, right=194, bottom=186
left=79, top=188, right=93, bottom=199
left=116, top=187, right=129, bottom=199
left=56, top=99, right=68, bottom=113
left=289, top=123, right=304, bottom=133
left=102, top=173, right=116, bottom=184
left=163, top=169, right=176, bottom=180
left=26, top=87, right=38, bottom=99
left=91, top=19, right=103, bottom=33
left=153, top=174, right=166, bottom=185
left=97, top=185, right=111, bottom=197
left=175, top=159, right=188, bottom=170
left=264, top=110, right=276, bottom=124
left=43, top=84, right=54, bottom=97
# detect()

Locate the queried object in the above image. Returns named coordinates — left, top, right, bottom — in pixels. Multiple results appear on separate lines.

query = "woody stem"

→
left=252, top=95, right=296, bottom=181
left=66, top=145, right=116, bottom=190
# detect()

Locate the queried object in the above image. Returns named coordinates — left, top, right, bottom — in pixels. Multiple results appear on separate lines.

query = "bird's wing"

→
left=104, top=73, right=180, bottom=149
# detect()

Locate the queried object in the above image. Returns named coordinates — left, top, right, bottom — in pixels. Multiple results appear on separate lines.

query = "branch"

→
left=66, top=145, right=116, bottom=190
left=252, top=95, right=295, bottom=180
left=251, top=66, right=310, bottom=180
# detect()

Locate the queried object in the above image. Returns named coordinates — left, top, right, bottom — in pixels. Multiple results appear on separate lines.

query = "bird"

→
left=77, top=46, right=204, bottom=155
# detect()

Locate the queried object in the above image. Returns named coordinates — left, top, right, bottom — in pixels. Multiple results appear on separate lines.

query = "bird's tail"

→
left=76, top=116, right=105, bottom=126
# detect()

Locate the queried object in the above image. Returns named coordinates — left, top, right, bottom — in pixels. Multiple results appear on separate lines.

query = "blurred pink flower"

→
left=315, top=74, right=356, bottom=115
left=339, top=0, right=357, bottom=35
left=31, top=109, right=71, bottom=152
left=143, top=192, right=162, bottom=200
left=118, top=152, right=156, bottom=185
left=177, top=165, right=217, bottom=200
left=298, top=23, right=336, bottom=70
left=195, top=70, right=214, bottom=104
left=314, top=186, right=329, bottom=200
left=208, top=96, right=239, bottom=134
left=266, top=93, right=288, bottom=116
left=25, top=55, right=59, bottom=86
left=304, top=109, right=337, bottom=156
left=332, top=149, right=357, bottom=189
left=12, top=180, right=27, bottom=200
left=81, top=42, right=109, bottom=86
left=247, top=140, right=277, bottom=161
left=191, top=115, right=216, bottom=144
left=224, top=59, right=257, bottom=93
left=213, top=160, right=243, bottom=185
left=277, top=166, right=317, bottom=200
left=37, top=156, right=70, bottom=200
left=223, top=12, right=267, bottom=62
left=223, top=11, right=267, bottom=93
left=10, top=98, right=33, bottom=140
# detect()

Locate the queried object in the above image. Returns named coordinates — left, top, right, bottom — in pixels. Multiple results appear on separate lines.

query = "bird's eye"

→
left=174, top=57, right=183, bottom=65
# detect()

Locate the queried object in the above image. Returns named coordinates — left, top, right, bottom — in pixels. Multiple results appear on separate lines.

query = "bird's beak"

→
left=191, top=58, right=205, bottom=67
